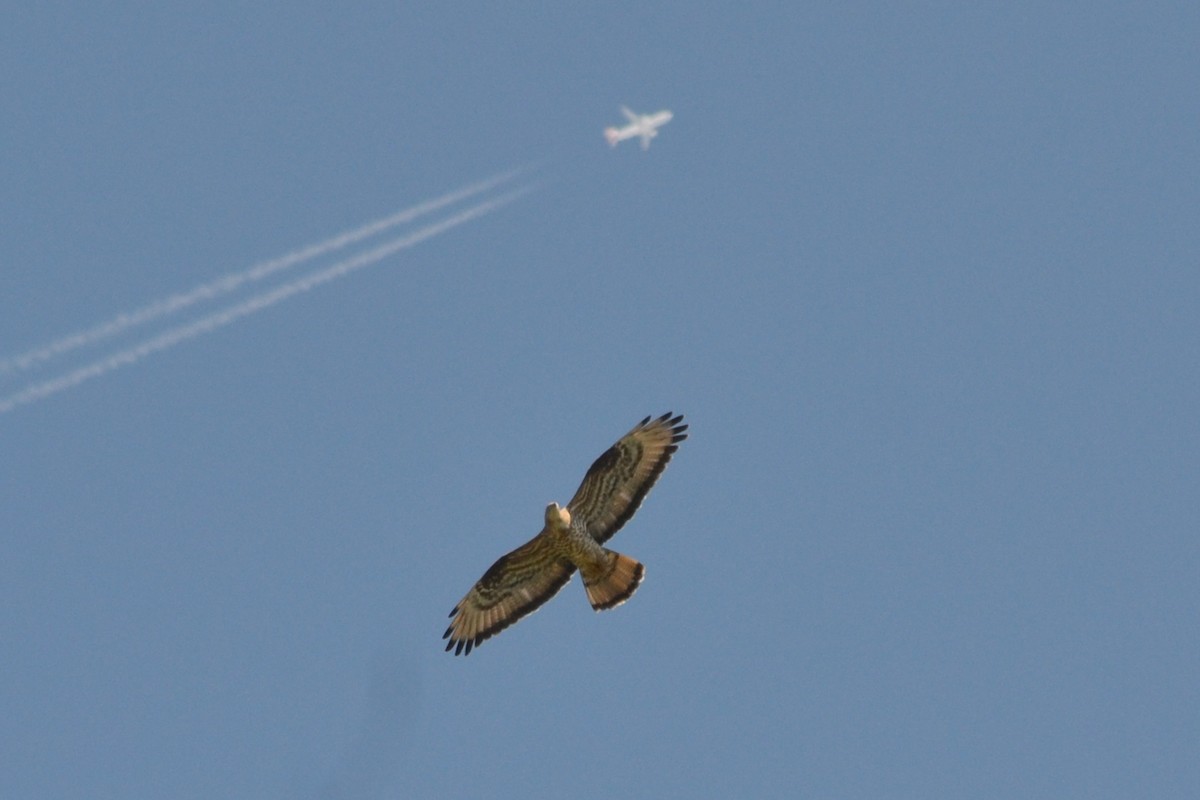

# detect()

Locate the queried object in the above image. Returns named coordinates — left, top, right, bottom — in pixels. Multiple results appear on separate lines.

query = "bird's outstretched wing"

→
left=443, top=534, right=575, bottom=656
left=567, top=412, right=688, bottom=545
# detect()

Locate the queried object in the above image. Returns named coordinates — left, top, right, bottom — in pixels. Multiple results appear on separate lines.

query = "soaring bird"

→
left=443, top=413, right=687, bottom=655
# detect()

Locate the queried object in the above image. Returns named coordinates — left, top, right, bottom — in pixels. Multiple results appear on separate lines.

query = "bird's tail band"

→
left=584, top=550, right=644, bottom=611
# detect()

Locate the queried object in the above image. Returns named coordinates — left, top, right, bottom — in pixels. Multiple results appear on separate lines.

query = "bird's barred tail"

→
left=583, top=550, right=644, bottom=611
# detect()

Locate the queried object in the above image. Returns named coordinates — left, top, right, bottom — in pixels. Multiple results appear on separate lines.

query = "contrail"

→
left=0, top=167, right=525, bottom=377
left=0, top=184, right=536, bottom=416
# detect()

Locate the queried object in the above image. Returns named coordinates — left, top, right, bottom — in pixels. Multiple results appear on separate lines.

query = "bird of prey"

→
left=443, top=412, right=688, bottom=656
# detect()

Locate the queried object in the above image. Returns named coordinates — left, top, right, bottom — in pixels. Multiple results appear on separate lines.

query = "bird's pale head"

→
left=545, top=502, right=571, bottom=529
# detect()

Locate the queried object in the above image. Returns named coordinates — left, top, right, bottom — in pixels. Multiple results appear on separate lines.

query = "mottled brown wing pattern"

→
left=443, top=533, right=576, bottom=656
left=567, top=412, right=688, bottom=545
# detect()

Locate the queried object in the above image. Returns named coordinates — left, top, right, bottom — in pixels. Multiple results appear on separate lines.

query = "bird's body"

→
left=443, top=413, right=687, bottom=655
left=542, top=505, right=601, bottom=581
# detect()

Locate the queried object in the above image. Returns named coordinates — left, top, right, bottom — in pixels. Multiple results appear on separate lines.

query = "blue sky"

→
left=2, top=3, right=1197, bottom=797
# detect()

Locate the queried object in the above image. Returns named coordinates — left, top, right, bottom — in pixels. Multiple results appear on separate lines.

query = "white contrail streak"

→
left=0, top=168, right=525, bottom=377
left=0, top=184, right=535, bottom=416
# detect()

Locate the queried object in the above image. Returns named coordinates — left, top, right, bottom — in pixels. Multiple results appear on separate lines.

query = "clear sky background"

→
left=2, top=3, right=1197, bottom=798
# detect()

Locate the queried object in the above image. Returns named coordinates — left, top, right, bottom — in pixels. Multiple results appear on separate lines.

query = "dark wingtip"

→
left=656, top=412, right=686, bottom=431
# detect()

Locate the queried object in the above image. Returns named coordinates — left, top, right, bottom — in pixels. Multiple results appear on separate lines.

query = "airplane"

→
left=604, top=106, right=674, bottom=150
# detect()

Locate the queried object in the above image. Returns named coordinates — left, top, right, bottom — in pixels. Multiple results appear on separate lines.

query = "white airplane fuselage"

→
left=604, top=107, right=673, bottom=150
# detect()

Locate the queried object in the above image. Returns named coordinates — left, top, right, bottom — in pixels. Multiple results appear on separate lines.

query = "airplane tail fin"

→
left=582, top=549, right=644, bottom=611
left=604, top=127, right=620, bottom=147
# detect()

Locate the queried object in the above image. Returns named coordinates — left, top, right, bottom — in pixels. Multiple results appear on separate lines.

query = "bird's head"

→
left=544, top=502, right=571, bottom=529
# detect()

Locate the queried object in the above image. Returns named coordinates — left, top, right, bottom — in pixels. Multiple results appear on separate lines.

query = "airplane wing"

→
left=620, top=106, right=638, bottom=123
